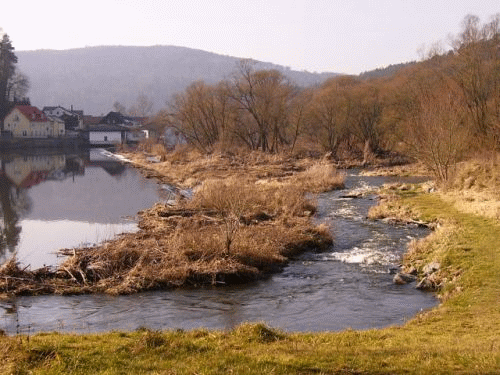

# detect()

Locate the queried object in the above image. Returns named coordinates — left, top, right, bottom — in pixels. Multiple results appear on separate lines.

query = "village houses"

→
left=2, top=106, right=151, bottom=146
left=42, top=106, right=84, bottom=135
left=87, top=111, right=149, bottom=145
left=3, top=105, right=66, bottom=138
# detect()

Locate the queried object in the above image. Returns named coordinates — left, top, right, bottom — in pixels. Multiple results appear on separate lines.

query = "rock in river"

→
left=393, top=272, right=417, bottom=285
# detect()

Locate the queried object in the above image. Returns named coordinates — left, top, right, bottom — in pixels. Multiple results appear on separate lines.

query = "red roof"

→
left=14, top=105, right=48, bottom=122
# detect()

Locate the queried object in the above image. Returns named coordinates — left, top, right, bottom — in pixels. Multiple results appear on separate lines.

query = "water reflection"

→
left=0, top=149, right=163, bottom=269
left=0, top=175, right=22, bottom=258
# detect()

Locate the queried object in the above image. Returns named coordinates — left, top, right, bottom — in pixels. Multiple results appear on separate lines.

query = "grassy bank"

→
left=0, top=150, right=343, bottom=296
left=1, top=192, right=498, bottom=373
left=1, top=159, right=499, bottom=373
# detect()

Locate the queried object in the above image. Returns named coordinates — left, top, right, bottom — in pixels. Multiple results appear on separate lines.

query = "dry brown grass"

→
left=367, top=184, right=423, bottom=222
left=121, top=148, right=319, bottom=188
left=364, top=154, right=500, bottom=222
left=292, top=161, right=345, bottom=192
left=192, top=177, right=317, bottom=218
left=46, top=195, right=331, bottom=295
left=360, top=162, right=431, bottom=177
left=0, top=146, right=342, bottom=296
left=440, top=154, right=500, bottom=220
left=448, top=153, right=500, bottom=194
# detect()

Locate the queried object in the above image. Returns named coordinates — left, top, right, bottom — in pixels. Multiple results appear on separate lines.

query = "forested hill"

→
left=16, top=46, right=338, bottom=115
left=359, top=61, right=417, bottom=79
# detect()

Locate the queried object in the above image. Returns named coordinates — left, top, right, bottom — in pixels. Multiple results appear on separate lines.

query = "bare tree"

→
left=6, top=71, right=29, bottom=103
left=404, top=74, right=470, bottom=181
left=112, top=101, right=126, bottom=114
left=305, top=76, right=383, bottom=158
left=450, top=14, right=500, bottom=140
left=230, top=60, right=296, bottom=152
left=167, top=81, right=234, bottom=152
left=347, top=82, right=383, bottom=155
left=288, top=88, right=312, bottom=152
left=305, top=77, right=351, bottom=157
left=128, top=94, right=154, bottom=117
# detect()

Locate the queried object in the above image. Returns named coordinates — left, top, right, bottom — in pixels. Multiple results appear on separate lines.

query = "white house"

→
left=88, top=124, right=126, bottom=145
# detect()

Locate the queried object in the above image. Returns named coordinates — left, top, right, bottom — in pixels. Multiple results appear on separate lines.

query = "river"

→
left=0, top=150, right=437, bottom=334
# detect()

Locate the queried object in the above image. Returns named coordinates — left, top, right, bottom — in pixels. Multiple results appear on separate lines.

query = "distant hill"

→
left=16, top=46, right=338, bottom=115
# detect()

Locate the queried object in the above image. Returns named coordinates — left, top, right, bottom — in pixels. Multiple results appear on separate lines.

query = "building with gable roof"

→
left=88, top=123, right=128, bottom=145
left=42, top=106, right=84, bottom=133
left=3, top=105, right=65, bottom=138
left=96, top=112, right=148, bottom=143
left=99, top=112, right=140, bottom=127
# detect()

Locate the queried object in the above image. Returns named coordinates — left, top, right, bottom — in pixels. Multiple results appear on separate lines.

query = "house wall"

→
left=4, top=108, right=66, bottom=138
left=4, top=108, right=31, bottom=137
left=48, top=119, right=66, bottom=137
left=30, top=121, right=50, bottom=138
left=89, top=131, right=123, bottom=145
left=44, top=107, right=83, bottom=130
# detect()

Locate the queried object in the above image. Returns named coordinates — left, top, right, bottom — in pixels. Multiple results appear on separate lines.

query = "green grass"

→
left=2, top=191, right=500, bottom=374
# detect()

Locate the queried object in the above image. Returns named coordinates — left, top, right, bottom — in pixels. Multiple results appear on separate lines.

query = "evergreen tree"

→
left=0, top=32, right=18, bottom=128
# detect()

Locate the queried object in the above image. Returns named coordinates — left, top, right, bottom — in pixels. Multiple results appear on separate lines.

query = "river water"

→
left=0, top=149, right=165, bottom=269
left=0, top=150, right=437, bottom=334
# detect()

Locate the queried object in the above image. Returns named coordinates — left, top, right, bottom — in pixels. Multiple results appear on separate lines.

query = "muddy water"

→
left=0, top=168, right=437, bottom=334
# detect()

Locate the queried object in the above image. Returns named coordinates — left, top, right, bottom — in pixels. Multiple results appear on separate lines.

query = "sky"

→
left=2, top=0, right=499, bottom=75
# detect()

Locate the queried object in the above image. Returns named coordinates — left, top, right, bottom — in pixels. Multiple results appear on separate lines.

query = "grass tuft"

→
left=235, top=323, right=286, bottom=343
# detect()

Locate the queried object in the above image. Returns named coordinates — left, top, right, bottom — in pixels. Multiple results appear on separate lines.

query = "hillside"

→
left=359, top=61, right=417, bottom=79
left=16, top=46, right=338, bottom=115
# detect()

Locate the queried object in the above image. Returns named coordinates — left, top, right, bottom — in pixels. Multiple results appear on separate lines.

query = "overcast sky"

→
left=2, top=1, right=499, bottom=74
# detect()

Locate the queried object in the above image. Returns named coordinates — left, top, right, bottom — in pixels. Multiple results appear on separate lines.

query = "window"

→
left=104, top=136, right=108, bottom=141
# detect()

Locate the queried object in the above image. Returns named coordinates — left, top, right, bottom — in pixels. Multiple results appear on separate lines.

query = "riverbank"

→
left=1, top=169, right=499, bottom=373
left=0, top=136, right=88, bottom=151
left=0, top=149, right=344, bottom=296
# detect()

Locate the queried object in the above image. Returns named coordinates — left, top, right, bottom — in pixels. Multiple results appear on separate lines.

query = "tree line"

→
left=154, top=14, right=500, bottom=181
left=2, top=14, right=500, bottom=182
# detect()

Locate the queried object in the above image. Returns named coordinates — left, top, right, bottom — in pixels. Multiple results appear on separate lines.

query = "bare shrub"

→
left=136, top=138, right=157, bottom=153
left=168, top=144, right=202, bottom=163
left=405, top=88, right=471, bottom=182
left=150, top=143, right=168, bottom=160
left=191, top=178, right=253, bottom=255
